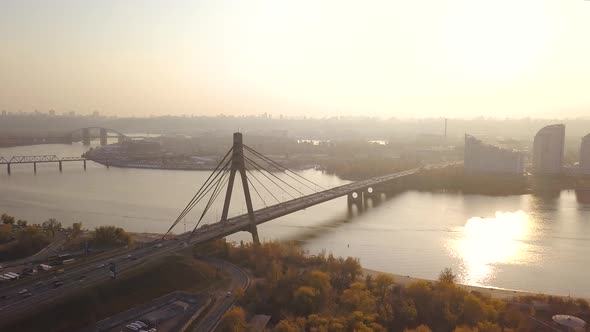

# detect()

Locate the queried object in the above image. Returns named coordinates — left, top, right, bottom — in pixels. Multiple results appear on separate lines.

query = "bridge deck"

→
left=194, top=163, right=459, bottom=238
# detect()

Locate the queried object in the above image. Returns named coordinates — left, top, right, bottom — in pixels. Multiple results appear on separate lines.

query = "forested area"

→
left=195, top=240, right=590, bottom=332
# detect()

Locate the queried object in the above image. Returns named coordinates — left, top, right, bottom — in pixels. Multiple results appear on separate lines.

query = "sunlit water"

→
left=1, top=143, right=589, bottom=297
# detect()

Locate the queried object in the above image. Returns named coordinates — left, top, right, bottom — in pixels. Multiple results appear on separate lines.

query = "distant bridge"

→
left=0, top=154, right=111, bottom=174
left=0, top=127, right=130, bottom=147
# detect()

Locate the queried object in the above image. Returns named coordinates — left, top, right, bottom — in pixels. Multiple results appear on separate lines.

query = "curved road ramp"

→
left=83, top=291, right=211, bottom=332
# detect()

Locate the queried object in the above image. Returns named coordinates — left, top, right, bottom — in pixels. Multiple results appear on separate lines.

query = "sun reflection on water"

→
left=450, top=210, right=533, bottom=286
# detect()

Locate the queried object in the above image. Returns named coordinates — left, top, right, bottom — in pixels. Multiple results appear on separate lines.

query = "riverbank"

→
left=363, top=268, right=590, bottom=301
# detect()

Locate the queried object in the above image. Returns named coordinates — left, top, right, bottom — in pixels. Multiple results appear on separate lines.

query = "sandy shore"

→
left=363, top=268, right=588, bottom=301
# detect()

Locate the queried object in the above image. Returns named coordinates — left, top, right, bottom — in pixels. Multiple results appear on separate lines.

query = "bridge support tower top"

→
left=220, top=132, right=260, bottom=244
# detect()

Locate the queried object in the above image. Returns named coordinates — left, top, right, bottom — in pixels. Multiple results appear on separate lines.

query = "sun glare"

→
left=450, top=210, right=534, bottom=286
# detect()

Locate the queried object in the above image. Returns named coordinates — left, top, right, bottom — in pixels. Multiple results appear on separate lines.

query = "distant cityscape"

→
left=465, top=123, right=590, bottom=175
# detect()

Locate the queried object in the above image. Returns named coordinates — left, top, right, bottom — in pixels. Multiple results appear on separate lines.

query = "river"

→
left=1, top=142, right=589, bottom=297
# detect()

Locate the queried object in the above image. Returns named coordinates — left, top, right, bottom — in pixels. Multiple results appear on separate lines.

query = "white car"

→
left=97, top=263, right=105, bottom=268
left=18, top=289, right=28, bottom=295
left=125, top=324, right=139, bottom=331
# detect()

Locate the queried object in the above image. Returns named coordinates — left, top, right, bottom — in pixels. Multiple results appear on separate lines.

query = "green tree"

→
left=16, top=219, right=28, bottom=227
left=1, top=213, right=15, bottom=225
left=218, top=306, right=248, bottom=332
left=42, top=218, right=61, bottom=237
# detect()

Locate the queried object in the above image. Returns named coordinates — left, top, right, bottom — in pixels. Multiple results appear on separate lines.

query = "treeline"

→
left=0, top=213, right=133, bottom=260
left=0, top=214, right=61, bottom=261
left=195, top=240, right=590, bottom=332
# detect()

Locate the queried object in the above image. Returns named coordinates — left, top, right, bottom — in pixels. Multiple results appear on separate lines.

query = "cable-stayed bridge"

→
left=165, top=132, right=459, bottom=243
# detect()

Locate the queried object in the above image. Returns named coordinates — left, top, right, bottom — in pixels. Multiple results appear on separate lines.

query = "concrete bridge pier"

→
left=83, top=160, right=86, bottom=170
left=82, top=128, right=91, bottom=145
left=347, top=191, right=365, bottom=211
left=33, top=162, right=37, bottom=174
left=6, top=163, right=11, bottom=175
left=99, top=128, right=108, bottom=146
left=364, top=186, right=385, bottom=207
left=58, top=161, right=63, bottom=172
left=249, top=225, right=260, bottom=244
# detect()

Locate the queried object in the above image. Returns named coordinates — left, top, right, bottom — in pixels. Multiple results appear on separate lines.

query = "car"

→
left=53, top=281, right=63, bottom=288
left=78, top=275, right=87, bottom=280
left=97, top=263, right=105, bottom=268
left=25, top=292, right=32, bottom=297
left=34, top=281, right=44, bottom=287
left=226, top=291, right=231, bottom=297
left=18, top=289, right=28, bottom=295
left=130, top=256, right=138, bottom=260
left=127, top=254, right=132, bottom=259
left=125, top=324, right=139, bottom=331
left=153, top=243, right=163, bottom=248
left=180, top=242, right=186, bottom=246
left=135, top=321, right=148, bottom=328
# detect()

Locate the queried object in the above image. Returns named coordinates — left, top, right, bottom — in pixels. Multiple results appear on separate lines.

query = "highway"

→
left=191, top=257, right=250, bottom=332
left=0, top=162, right=457, bottom=326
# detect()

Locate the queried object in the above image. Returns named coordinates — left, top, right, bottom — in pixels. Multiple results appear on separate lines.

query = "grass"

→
left=3, top=253, right=227, bottom=332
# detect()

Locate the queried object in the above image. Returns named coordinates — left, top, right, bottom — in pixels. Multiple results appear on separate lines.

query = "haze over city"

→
left=2, top=0, right=590, bottom=118
left=2, top=1, right=590, bottom=331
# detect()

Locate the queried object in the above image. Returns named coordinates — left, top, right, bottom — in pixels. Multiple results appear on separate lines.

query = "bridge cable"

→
left=245, top=167, right=282, bottom=205
left=190, top=167, right=231, bottom=236
left=244, top=155, right=305, bottom=197
left=175, top=158, right=231, bottom=225
left=243, top=145, right=325, bottom=191
left=244, top=157, right=298, bottom=199
left=172, top=148, right=232, bottom=224
left=172, top=156, right=231, bottom=229
left=246, top=174, right=268, bottom=207
left=164, top=148, right=232, bottom=237
left=244, top=149, right=318, bottom=194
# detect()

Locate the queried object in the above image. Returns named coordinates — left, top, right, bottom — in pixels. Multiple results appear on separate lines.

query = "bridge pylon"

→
left=220, top=132, right=260, bottom=244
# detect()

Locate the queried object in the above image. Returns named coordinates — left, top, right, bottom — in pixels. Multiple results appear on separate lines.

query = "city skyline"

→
left=1, top=0, right=590, bottom=118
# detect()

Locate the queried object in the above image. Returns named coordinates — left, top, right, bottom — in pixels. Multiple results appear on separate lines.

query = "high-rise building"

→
left=580, top=134, right=590, bottom=174
left=464, top=134, right=524, bottom=175
left=532, top=124, right=565, bottom=174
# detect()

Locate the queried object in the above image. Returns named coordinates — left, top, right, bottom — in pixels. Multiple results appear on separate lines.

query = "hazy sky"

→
left=1, top=0, right=589, bottom=118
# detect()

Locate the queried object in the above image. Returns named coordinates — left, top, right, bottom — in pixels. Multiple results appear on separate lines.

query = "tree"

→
left=439, top=268, right=457, bottom=284
left=42, top=218, right=61, bottom=237
left=0, top=224, right=12, bottom=243
left=463, top=294, right=486, bottom=325
left=404, top=324, right=432, bottom=332
left=341, top=282, right=376, bottom=313
left=303, top=270, right=331, bottom=305
left=273, top=319, right=305, bottom=332
left=16, top=219, right=28, bottom=227
left=71, top=222, right=83, bottom=238
left=218, top=307, right=248, bottom=332
left=1, top=213, right=15, bottom=225
left=477, top=321, right=501, bottom=332
left=293, top=286, right=319, bottom=316
left=92, top=226, right=131, bottom=246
